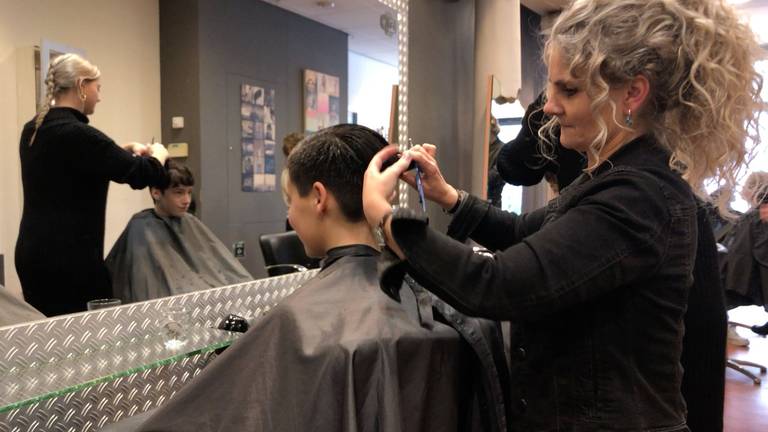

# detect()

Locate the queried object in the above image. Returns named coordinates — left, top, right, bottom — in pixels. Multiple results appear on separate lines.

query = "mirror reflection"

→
left=1, top=0, right=399, bottom=323
left=486, top=76, right=525, bottom=214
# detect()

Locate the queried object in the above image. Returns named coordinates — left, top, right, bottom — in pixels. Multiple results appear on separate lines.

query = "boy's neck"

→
left=322, top=219, right=379, bottom=253
left=153, top=205, right=171, bottom=218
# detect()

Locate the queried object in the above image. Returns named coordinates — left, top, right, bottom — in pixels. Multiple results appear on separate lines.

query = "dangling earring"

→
left=80, top=92, right=87, bottom=102
left=624, top=108, right=633, bottom=127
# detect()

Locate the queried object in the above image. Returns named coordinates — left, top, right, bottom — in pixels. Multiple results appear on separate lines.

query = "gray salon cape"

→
left=0, top=285, right=45, bottom=327
left=105, top=246, right=508, bottom=431
left=722, top=209, right=768, bottom=309
left=105, top=210, right=252, bottom=303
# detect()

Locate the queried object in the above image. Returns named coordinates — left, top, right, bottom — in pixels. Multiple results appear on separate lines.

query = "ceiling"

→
left=265, top=0, right=768, bottom=66
left=521, top=0, right=568, bottom=15
left=266, top=0, right=398, bottom=66
left=519, top=0, right=768, bottom=15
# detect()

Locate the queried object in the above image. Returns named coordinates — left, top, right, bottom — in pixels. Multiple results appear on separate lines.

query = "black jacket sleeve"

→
left=446, top=193, right=546, bottom=250
left=390, top=170, right=670, bottom=321
left=72, top=124, right=167, bottom=189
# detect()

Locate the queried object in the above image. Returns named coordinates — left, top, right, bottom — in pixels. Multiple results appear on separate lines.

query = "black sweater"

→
left=15, top=107, right=167, bottom=316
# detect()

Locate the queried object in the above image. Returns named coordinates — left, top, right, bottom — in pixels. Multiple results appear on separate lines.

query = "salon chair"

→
left=717, top=243, right=767, bottom=385
left=258, top=231, right=319, bottom=276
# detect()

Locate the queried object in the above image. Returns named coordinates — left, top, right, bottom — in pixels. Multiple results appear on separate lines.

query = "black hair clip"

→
left=218, top=314, right=249, bottom=332
left=215, top=314, right=249, bottom=354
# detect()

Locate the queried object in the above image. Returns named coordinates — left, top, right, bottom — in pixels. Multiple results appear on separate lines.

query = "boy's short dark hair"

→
left=152, top=161, right=194, bottom=200
left=163, top=160, right=194, bottom=191
left=287, top=124, right=388, bottom=221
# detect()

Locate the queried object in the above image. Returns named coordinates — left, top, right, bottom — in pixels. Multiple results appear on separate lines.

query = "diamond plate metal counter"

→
left=0, top=270, right=317, bottom=431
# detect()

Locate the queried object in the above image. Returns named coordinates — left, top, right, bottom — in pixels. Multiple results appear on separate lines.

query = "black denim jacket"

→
left=384, top=136, right=695, bottom=431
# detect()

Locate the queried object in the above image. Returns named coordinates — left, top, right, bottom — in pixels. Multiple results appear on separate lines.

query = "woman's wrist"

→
left=382, top=211, right=405, bottom=259
left=439, top=186, right=460, bottom=211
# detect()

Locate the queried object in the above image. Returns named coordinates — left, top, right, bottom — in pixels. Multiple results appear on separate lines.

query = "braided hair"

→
left=29, top=53, right=101, bottom=145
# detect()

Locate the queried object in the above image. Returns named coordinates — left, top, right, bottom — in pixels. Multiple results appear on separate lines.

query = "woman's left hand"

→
left=132, top=143, right=150, bottom=156
left=400, top=144, right=458, bottom=210
left=363, top=145, right=413, bottom=227
left=122, top=142, right=149, bottom=156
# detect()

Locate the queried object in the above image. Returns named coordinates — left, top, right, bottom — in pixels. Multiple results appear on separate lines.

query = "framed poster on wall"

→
left=303, top=69, right=340, bottom=133
left=241, top=83, right=277, bottom=192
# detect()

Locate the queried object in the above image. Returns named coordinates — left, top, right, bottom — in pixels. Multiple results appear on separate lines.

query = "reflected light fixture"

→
left=316, top=0, right=335, bottom=8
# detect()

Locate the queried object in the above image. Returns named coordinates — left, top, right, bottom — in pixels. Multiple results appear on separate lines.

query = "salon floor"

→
left=725, top=306, right=768, bottom=432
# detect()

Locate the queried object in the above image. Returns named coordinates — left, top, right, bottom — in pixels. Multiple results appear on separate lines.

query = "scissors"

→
left=409, top=139, right=427, bottom=213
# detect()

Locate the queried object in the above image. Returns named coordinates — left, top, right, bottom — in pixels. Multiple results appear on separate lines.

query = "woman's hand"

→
left=122, top=142, right=150, bottom=156
left=148, top=143, right=169, bottom=165
left=363, top=145, right=412, bottom=227
left=400, top=144, right=459, bottom=211
left=132, top=143, right=149, bottom=156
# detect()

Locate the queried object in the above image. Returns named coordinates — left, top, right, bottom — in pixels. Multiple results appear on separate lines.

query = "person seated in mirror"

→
left=721, top=171, right=768, bottom=337
left=104, top=124, right=508, bottom=432
left=106, top=161, right=252, bottom=303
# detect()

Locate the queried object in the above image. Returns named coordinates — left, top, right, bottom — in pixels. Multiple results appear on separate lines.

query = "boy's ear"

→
left=312, top=181, right=328, bottom=214
left=150, top=187, right=162, bottom=202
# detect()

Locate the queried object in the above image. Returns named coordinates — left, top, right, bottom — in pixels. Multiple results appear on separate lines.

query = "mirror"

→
left=0, top=0, right=408, bottom=323
left=484, top=75, right=525, bottom=214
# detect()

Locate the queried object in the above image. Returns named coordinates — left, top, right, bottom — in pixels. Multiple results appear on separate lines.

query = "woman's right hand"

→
left=401, top=144, right=459, bottom=211
left=148, top=143, right=169, bottom=165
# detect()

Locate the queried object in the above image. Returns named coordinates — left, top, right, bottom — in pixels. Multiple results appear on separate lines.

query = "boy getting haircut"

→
left=106, top=162, right=251, bottom=302
left=110, top=124, right=510, bottom=432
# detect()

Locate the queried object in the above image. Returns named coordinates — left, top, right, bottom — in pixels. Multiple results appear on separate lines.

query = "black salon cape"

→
left=105, top=210, right=252, bottom=303
left=105, top=247, right=506, bottom=431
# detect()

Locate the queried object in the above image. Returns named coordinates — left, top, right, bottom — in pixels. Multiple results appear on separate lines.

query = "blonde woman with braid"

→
left=363, top=0, right=763, bottom=430
left=15, top=54, right=169, bottom=316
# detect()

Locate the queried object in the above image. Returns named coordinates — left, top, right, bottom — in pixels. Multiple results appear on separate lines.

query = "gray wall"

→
left=519, top=5, right=546, bottom=107
left=160, top=0, right=202, bottom=195
left=519, top=5, right=550, bottom=213
left=161, top=0, right=348, bottom=278
left=409, top=0, right=476, bottom=232
left=409, top=1, right=546, bottom=229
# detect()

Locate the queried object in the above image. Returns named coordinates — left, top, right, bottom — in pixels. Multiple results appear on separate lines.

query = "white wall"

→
left=348, top=51, right=397, bottom=139
left=0, top=0, right=160, bottom=297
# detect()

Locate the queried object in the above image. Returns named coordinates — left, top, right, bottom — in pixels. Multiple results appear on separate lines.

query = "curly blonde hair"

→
left=30, top=53, right=101, bottom=145
left=742, top=171, right=768, bottom=208
left=539, top=0, right=764, bottom=215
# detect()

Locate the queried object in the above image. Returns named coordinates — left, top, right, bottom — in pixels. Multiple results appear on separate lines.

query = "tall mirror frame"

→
left=378, top=0, right=410, bottom=206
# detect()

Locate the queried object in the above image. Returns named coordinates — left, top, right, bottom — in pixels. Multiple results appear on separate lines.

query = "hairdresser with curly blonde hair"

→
left=364, top=1, right=763, bottom=430
left=15, top=54, right=169, bottom=317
